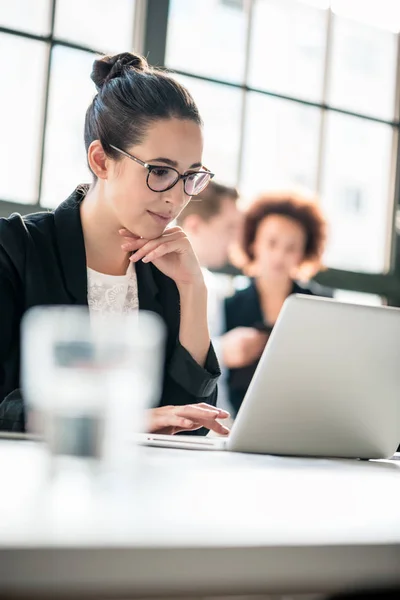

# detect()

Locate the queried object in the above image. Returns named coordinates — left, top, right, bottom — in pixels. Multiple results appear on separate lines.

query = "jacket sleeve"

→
left=0, top=238, right=25, bottom=431
left=148, top=267, right=221, bottom=413
left=161, top=340, right=220, bottom=408
left=160, top=340, right=220, bottom=437
left=0, top=268, right=24, bottom=431
left=0, top=389, right=25, bottom=432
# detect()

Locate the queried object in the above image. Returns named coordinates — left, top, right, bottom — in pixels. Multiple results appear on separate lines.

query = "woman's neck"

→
left=256, top=274, right=293, bottom=297
left=80, top=185, right=130, bottom=276
left=256, top=275, right=293, bottom=324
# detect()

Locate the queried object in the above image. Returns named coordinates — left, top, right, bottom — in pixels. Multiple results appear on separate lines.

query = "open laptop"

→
left=140, top=295, right=400, bottom=459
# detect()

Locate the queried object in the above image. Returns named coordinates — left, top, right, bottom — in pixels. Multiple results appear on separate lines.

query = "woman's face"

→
left=101, top=118, right=204, bottom=238
left=252, top=214, right=307, bottom=281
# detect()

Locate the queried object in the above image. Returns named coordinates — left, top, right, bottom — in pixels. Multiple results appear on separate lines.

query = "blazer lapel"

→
left=53, top=186, right=165, bottom=314
left=135, top=260, right=163, bottom=316
left=248, top=280, right=264, bottom=324
left=53, top=186, right=88, bottom=306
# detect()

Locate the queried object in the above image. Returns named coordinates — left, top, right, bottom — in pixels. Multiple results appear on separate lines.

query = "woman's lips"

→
left=147, top=210, right=172, bottom=225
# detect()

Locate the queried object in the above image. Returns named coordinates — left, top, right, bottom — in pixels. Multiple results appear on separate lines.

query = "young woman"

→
left=0, top=52, right=229, bottom=435
left=222, top=192, right=328, bottom=416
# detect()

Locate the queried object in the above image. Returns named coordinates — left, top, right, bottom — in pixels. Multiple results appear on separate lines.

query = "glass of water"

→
left=21, top=306, right=165, bottom=474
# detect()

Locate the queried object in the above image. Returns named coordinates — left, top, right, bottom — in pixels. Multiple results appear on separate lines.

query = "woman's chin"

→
left=142, top=223, right=167, bottom=240
left=123, top=220, right=166, bottom=241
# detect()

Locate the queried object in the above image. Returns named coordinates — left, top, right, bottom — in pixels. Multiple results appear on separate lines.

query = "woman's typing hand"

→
left=146, top=403, right=230, bottom=435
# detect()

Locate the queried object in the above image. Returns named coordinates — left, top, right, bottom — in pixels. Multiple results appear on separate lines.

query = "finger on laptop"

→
left=200, top=418, right=230, bottom=435
left=149, top=413, right=194, bottom=433
left=177, top=404, right=229, bottom=421
left=174, top=405, right=230, bottom=435
left=195, top=403, right=230, bottom=419
left=146, top=404, right=231, bottom=435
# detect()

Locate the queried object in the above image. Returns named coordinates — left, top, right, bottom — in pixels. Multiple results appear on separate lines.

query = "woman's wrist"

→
left=177, top=278, right=207, bottom=302
left=178, top=280, right=210, bottom=368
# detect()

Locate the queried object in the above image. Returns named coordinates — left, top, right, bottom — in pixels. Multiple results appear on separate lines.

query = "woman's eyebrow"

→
left=148, top=157, right=202, bottom=169
left=148, top=157, right=178, bottom=166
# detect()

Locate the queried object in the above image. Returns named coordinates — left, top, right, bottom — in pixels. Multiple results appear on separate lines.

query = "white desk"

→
left=0, top=440, right=399, bottom=598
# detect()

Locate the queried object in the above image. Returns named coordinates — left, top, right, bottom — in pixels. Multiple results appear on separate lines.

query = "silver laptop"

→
left=141, top=295, right=400, bottom=459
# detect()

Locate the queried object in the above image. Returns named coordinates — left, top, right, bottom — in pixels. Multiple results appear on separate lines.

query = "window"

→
left=54, top=0, right=136, bottom=53
left=0, top=34, right=47, bottom=204
left=164, top=0, right=400, bottom=298
left=175, top=75, right=243, bottom=186
left=249, top=0, right=327, bottom=102
left=3, top=0, right=400, bottom=302
left=40, top=47, right=95, bottom=208
left=328, top=14, right=397, bottom=120
left=166, top=0, right=249, bottom=84
left=0, top=0, right=51, bottom=35
left=321, top=113, right=393, bottom=273
left=0, top=0, right=138, bottom=209
left=241, top=92, right=321, bottom=200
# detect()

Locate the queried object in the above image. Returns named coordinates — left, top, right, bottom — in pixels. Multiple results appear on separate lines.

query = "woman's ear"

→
left=87, top=140, right=109, bottom=180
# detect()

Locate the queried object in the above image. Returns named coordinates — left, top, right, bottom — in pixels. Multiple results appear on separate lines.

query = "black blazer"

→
left=0, top=187, right=220, bottom=432
left=224, top=280, right=331, bottom=416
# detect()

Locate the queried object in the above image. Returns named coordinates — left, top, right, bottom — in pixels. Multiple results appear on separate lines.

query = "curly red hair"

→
left=241, top=191, right=327, bottom=267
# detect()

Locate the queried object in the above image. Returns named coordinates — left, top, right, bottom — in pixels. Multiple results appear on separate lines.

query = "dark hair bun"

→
left=91, top=52, right=149, bottom=91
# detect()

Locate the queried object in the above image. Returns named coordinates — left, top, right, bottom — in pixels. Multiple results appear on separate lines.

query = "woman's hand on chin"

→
left=146, top=404, right=230, bottom=436
left=119, top=227, right=204, bottom=289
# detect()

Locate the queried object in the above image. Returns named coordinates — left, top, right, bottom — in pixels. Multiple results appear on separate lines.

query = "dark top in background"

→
left=0, top=187, right=220, bottom=432
left=224, top=280, right=333, bottom=416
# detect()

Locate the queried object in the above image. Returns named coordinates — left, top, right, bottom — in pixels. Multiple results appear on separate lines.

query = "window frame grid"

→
left=2, top=0, right=400, bottom=304
left=0, top=0, right=144, bottom=210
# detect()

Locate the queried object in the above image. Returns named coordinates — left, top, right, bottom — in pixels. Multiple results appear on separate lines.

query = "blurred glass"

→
left=334, top=289, right=385, bottom=306
left=176, top=75, right=243, bottom=186
left=328, top=14, right=397, bottom=120
left=166, top=0, right=248, bottom=84
left=248, top=0, right=328, bottom=102
left=22, top=307, right=165, bottom=472
left=41, top=47, right=94, bottom=208
left=0, top=0, right=51, bottom=35
left=0, top=34, right=47, bottom=203
left=321, top=112, right=393, bottom=273
left=54, top=0, right=136, bottom=53
left=240, top=92, right=321, bottom=200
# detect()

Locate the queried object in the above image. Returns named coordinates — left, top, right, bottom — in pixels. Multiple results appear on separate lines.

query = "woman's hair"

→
left=84, top=52, right=202, bottom=175
left=241, top=191, right=327, bottom=265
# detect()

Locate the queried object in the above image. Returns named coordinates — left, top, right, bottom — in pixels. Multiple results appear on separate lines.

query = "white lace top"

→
left=87, top=262, right=139, bottom=316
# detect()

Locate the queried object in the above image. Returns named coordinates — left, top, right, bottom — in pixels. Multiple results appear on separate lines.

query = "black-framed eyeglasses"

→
left=109, top=144, right=214, bottom=198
